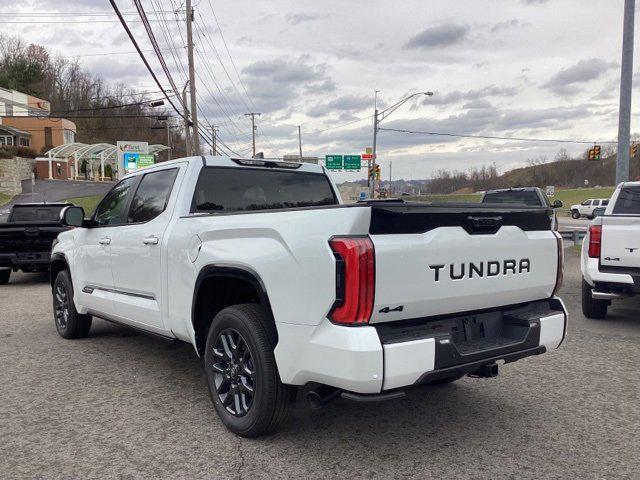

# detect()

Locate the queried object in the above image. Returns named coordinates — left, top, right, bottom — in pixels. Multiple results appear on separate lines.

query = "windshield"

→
left=191, top=167, right=338, bottom=213
left=8, top=205, right=66, bottom=222
left=613, top=186, right=640, bottom=215
left=482, top=191, right=542, bottom=206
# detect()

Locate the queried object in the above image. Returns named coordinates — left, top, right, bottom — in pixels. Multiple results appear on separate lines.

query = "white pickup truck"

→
left=51, top=156, right=567, bottom=437
left=581, top=181, right=640, bottom=318
left=570, top=198, right=610, bottom=219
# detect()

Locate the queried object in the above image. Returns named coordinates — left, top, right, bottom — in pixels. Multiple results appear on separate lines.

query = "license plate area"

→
left=376, top=300, right=554, bottom=369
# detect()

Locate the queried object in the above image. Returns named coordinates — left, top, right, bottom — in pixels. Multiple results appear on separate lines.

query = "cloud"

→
left=307, top=95, right=371, bottom=118
left=423, top=85, right=517, bottom=106
left=404, top=23, right=470, bottom=50
left=542, top=58, right=615, bottom=95
left=490, top=19, right=526, bottom=33
left=521, top=0, right=549, bottom=4
left=285, top=12, right=328, bottom=25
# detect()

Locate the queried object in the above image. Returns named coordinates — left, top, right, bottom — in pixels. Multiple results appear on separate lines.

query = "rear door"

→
left=601, top=186, right=640, bottom=269
left=109, top=165, right=182, bottom=332
left=367, top=204, right=560, bottom=323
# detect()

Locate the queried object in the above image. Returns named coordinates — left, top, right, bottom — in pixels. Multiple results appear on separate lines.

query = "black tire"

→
left=571, top=210, right=580, bottom=219
left=429, top=374, right=465, bottom=385
left=53, top=270, right=92, bottom=339
left=582, top=279, right=608, bottom=319
left=0, top=269, right=10, bottom=285
left=204, top=304, right=295, bottom=437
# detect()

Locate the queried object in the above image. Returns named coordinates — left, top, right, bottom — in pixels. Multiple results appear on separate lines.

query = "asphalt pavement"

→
left=0, top=248, right=639, bottom=479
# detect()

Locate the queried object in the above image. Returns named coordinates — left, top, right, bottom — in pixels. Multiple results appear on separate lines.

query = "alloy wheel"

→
left=54, top=284, right=69, bottom=330
left=210, top=328, right=256, bottom=417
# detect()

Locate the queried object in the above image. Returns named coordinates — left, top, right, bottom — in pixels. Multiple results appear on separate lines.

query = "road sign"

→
left=365, top=147, right=373, bottom=155
left=343, top=155, right=361, bottom=170
left=362, top=153, right=373, bottom=160
left=325, top=155, right=343, bottom=170
left=138, top=154, right=155, bottom=169
left=359, top=191, right=367, bottom=201
left=546, top=185, right=555, bottom=197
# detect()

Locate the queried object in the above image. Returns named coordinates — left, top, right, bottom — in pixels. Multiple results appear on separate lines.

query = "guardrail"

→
left=559, top=229, right=586, bottom=245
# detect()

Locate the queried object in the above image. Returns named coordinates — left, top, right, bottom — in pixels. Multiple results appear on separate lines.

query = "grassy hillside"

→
left=407, top=187, right=615, bottom=212
left=65, top=195, right=102, bottom=215
left=0, top=193, right=11, bottom=207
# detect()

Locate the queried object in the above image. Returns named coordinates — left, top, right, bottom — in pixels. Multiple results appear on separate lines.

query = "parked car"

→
left=0, top=202, right=71, bottom=284
left=581, top=182, right=640, bottom=318
left=51, top=156, right=567, bottom=437
left=570, top=198, right=609, bottom=219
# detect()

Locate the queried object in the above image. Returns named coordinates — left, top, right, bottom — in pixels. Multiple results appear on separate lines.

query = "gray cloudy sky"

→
left=3, top=0, right=640, bottom=181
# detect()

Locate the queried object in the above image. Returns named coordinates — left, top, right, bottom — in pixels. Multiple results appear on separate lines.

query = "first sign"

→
left=325, top=155, right=343, bottom=170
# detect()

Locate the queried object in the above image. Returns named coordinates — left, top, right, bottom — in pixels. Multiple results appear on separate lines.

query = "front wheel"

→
left=53, top=270, right=92, bottom=338
left=581, top=279, right=608, bottom=319
left=571, top=210, right=580, bottom=219
left=204, top=304, right=295, bottom=437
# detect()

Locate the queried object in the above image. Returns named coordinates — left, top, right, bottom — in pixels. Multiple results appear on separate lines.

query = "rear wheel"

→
left=0, top=269, right=10, bottom=285
left=582, top=279, right=608, bottom=319
left=53, top=270, right=92, bottom=338
left=571, top=210, right=580, bottom=219
left=204, top=304, right=295, bottom=437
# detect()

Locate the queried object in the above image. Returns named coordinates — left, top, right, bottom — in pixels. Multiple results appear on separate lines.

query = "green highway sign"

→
left=325, top=155, right=343, bottom=170
left=343, top=155, right=361, bottom=171
left=138, top=154, right=155, bottom=169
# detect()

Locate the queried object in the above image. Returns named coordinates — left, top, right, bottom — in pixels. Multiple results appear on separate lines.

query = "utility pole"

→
left=245, top=112, right=261, bottom=157
left=182, top=87, right=191, bottom=156
left=298, top=125, right=303, bottom=159
left=186, top=0, right=199, bottom=154
left=617, top=0, right=635, bottom=185
left=211, top=126, right=218, bottom=155
left=389, top=161, right=392, bottom=193
left=166, top=122, right=171, bottom=161
left=370, top=90, right=380, bottom=198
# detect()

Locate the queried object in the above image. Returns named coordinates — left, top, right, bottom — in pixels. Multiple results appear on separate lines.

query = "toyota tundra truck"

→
left=50, top=156, right=567, bottom=437
left=581, top=181, right=640, bottom=318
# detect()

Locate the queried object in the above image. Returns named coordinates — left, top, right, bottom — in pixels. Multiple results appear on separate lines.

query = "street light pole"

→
left=370, top=91, right=433, bottom=198
left=298, top=125, right=303, bottom=159
left=617, top=0, right=635, bottom=184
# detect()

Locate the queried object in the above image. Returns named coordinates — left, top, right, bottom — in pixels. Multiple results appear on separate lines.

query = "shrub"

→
left=0, top=145, right=38, bottom=159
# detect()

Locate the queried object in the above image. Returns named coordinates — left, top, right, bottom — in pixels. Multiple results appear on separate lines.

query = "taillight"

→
left=328, top=236, right=375, bottom=325
left=588, top=225, right=602, bottom=258
left=552, top=231, right=563, bottom=296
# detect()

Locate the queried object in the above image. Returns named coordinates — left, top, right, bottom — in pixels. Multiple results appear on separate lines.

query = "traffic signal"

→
left=588, top=145, right=601, bottom=161
left=631, top=144, right=638, bottom=157
left=375, top=164, right=381, bottom=180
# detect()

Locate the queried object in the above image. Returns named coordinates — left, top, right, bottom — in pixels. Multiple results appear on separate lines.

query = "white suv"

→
left=570, top=198, right=609, bottom=219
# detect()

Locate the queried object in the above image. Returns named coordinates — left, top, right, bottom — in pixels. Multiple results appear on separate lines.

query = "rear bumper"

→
left=275, top=297, right=568, bottom=394
left=0, top=252, right=51, bottom=270
left=583, top=257, right=640, bottom=295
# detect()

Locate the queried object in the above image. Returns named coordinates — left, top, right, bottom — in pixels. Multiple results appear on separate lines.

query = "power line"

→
left=109, top=0, right=185, bottom=119
left=377, top=127, right=618, bottom=145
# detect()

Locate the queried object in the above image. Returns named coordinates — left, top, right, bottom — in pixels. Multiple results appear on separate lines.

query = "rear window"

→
left=482, top=191, right=542, bottom=206
left=191, top=167, right=337, bottom=214
left=613, top=186, right=640, bottom=214
left=9, top=205, right=66, bottom=222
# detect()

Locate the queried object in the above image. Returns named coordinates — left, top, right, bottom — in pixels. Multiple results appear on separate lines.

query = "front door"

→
left=109, top=166, right=181, bottom=333
left=75, top=177, right=137, bottom=315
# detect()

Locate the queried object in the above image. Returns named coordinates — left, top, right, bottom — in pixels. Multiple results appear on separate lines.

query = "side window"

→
left=93, top=177, right=137, bottom=226
left=581, top=200, right=591, bottom=206
left=128, top=168, right=178, bottom=223
left=602, top=199, right=609, bottom=206
left=592, top=200, right=600, bottom=206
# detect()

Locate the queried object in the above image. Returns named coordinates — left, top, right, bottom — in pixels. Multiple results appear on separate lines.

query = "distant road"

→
left=558, top=216, right=590, bottom=230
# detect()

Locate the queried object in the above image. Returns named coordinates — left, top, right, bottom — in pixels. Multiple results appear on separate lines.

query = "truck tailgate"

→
left=367, top=203, right=559, bottom=323
left=600, top=216, right=640, bottom=269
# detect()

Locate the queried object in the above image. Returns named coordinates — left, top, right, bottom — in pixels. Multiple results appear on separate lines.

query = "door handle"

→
left=143, top=236, right=159, bottom=245
left=98, top=237, right=111, bottom=245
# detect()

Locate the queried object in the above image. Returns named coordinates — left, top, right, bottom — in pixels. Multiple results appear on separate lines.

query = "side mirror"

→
left=60, top=206, right=85, bottom=227
left=552, top=200, right=563, bottom=209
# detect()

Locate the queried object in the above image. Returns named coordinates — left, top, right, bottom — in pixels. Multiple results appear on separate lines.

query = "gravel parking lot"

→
left=1, top=248, right=639, bottom=479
